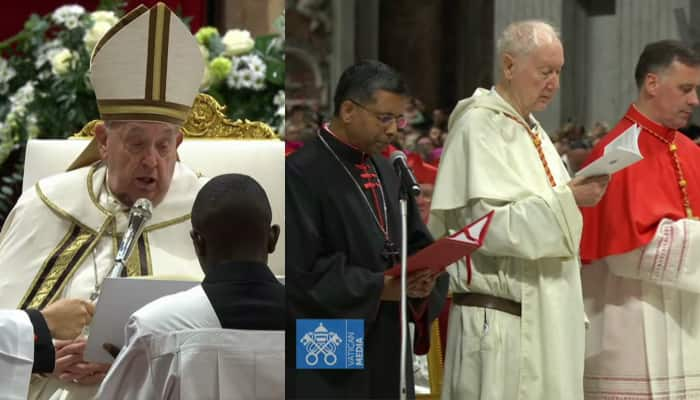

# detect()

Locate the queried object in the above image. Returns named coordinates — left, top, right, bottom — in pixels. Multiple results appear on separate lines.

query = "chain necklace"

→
left=503, top=113, right=556, bottom=187
left=624, top=114, right=695, bottom=219
left=317, top=129, right=399, bottom=263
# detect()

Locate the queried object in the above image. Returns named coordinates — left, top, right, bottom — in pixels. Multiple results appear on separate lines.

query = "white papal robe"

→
left=0, top=310, right=35, bottom=399
left=0, top=161, right=204, bottom=400
left=429, top=88, right=585, bottom=400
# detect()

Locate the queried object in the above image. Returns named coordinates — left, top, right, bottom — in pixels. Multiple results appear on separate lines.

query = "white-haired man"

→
left=430, top=20, right=608, bottom=399
left=0, top=3, right=206, bottom=399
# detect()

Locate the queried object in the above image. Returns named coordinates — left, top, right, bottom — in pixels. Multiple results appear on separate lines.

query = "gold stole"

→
left=18, top=202, right=153, bottom=310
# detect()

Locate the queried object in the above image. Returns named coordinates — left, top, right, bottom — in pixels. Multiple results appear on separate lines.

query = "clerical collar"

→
left=626, top=104, right=676, bottom=143
left=321, top=123, right=369, bottom=164
left=203, top=261, right=278, bottom=284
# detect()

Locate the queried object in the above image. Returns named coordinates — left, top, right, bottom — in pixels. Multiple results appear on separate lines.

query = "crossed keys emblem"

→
left=300, top=323, right=343, bottom=366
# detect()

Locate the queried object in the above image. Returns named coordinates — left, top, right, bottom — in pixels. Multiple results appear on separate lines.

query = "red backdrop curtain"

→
left=0, top=0, right=207, bottom=41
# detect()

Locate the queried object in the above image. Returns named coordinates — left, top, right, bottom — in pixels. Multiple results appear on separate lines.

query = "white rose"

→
left=221, top=29, right=254, bottom=56
left=91, top=11, right=118, bottom=25
left=50, top=48, right=74, bottom=76
left=84, top=21, right=113, bottom=53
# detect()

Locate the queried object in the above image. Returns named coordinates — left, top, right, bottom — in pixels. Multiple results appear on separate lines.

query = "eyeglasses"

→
left=349, top=99, right=408, bottom=129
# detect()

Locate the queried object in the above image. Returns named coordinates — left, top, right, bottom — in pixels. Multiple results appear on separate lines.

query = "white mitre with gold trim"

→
left=90, top=2, right=204, bottom=124
left=68, top=2, right=204, bottom=170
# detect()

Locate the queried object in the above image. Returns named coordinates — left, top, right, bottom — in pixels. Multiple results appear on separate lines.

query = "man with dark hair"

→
left=581, top=39, right=700, bottom=399
left=286, top=59, right=448, bottom=399
left=98, top=173, right=284, bottom=398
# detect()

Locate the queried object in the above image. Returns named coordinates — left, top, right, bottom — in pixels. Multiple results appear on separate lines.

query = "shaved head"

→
left=191, top=174, right=278, bottom=268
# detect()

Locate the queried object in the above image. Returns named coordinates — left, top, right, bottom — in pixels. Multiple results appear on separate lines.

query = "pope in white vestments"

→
left=429, top=20, right=608, bottom=400
left=0, top=3, right=206, bottom=399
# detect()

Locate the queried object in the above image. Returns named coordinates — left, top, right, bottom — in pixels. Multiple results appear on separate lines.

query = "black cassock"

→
left=286, top=127, right=449, bottom=399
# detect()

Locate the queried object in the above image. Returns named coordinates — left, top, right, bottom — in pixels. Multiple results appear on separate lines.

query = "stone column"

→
left=220, top=0, right=284, bottom=35
left=328, top=0, right=356, bottom=108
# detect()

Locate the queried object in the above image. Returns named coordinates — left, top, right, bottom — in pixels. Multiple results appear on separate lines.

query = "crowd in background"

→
left=284, top=97, right=700, bottom=215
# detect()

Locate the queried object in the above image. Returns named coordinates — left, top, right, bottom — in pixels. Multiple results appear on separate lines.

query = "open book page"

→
left=576, top=124, right=643, bottom=177
left=384, top=211, right=493, bottom=276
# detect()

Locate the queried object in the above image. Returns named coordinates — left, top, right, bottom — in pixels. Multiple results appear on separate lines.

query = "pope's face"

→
left=96, top=121, right=182, bottom=207
left=650, top=60, right=700, bottom=129
left=505, top=39, right=564, bottom=114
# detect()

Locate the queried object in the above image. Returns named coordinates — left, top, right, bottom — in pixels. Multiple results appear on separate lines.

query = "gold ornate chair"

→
left=22, top=93, right=285, bottom=275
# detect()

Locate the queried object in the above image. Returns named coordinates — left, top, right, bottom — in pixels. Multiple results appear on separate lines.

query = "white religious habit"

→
left=429, top=88, right=586, bottom=400
left=0, top=310, right=35, bottom=400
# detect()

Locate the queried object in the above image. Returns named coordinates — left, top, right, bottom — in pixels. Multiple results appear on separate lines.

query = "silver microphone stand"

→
left=399, top=195, right=409, bottom=400
left=88, top=198, right=152, bottom=301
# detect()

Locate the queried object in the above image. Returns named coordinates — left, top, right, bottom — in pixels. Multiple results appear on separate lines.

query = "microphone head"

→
left=131, top=198, right=153, bottom=220
left=389, top=150, right=407, bottom=164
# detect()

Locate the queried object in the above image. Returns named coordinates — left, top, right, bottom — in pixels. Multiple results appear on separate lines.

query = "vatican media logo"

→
left=296, top=319, right=364, bottom=369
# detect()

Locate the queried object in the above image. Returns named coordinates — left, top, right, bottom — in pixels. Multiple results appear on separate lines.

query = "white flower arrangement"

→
left=221, top=29, right=255, bottom=56
left=0, top=58, right=16, bottom=95
left=50, top=48, right=75, bottom=76
left=51, top=5, right=85, bottom=30
left=195, top=11, right=285, bottom=133
left=228, top=54, right=267, bottom=91
left=0, top=3, right=124, bottom=223
left=8, top=81, right=36, bottom=117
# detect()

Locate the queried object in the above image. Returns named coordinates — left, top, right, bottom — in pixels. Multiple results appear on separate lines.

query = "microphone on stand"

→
left=109, top=198, right=153, bottom=279
left=389, top=150, right=421, bottom=197
left=85, top=198, right=152, bottom=337
left=388, top=150, right=421, bottom=400
left=89, top=198, right=153, bottom=300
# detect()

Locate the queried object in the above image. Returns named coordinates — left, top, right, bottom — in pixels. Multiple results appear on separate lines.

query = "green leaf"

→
left=208, top=35, right=225, bottom=57
left=264, top=56, right=284, bottom=86
left=254, top=34, right=278, bottom=54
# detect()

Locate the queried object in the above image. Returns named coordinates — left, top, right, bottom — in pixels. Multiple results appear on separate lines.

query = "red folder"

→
left=384, top=211, right=494, bottom=277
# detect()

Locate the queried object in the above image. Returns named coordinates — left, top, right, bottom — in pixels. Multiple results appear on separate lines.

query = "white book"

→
left=576, top=124, right=643, bottom=177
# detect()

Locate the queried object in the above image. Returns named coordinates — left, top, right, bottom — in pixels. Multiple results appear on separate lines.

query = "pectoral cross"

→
left=381, top=239, right=399, bottom=264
